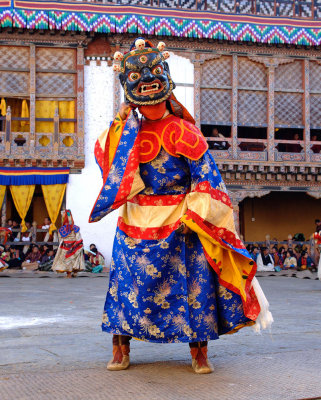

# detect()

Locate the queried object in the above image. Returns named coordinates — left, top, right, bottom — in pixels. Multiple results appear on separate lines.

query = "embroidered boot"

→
left=189, top=341, right=214, bottom=374
left=107, top=335, right=131, bottom=371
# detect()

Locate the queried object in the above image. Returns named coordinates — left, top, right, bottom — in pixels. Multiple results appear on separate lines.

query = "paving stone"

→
left=0, top=277, right=320, bottom=400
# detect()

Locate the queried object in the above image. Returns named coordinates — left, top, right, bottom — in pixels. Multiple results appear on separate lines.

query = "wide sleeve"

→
left=89, top=110, right=145, bottom=223
left=180, top=150, right=262, bottom=322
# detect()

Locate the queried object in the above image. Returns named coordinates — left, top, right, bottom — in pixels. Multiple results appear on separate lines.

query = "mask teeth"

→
left=162, top=51, right=170, bottom=60
left=157, top=41, right=166, bottom=52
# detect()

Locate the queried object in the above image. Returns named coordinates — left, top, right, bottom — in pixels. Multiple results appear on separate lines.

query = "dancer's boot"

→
left=189, top=341, right=214, bottom=374
left=107, top=335, right=131, bottom=371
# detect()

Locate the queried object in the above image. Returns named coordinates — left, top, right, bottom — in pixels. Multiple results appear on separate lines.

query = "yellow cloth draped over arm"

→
left=10, top=185, right=35, bottom=232
left=97, top=112, right=126, bottom=174
left=41, top=184, right=66, bottom=235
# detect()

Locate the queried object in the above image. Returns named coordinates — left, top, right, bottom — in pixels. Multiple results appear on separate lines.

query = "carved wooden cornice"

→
left=0, top=30, right=88, bottom=46
left=247, top=56, right=295, bottom=68
left=110, top=34, right=321, bottom=59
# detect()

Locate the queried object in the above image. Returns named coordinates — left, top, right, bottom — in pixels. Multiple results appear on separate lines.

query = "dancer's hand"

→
left=119, top=102, right=132, bottom=120
left=176, top=222, right=191, bottom=235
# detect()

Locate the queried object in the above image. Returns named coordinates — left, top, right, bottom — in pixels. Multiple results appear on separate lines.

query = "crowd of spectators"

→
left=0, top=218, right=105, bottom=273
left=247, top=236, right=318, bottom=273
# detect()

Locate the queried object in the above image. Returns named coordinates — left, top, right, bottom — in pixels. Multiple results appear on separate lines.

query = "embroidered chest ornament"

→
left=113, top=38, right=175, bottom=107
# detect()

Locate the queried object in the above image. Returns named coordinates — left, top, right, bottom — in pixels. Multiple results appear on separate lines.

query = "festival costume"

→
left=52, top=210, right=85, bottom=275
left=89, top=38, right=272, bottom=373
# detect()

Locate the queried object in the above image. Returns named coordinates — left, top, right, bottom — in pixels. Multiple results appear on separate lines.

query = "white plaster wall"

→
left=66, top=61, right=118, bottom=263
left=167, top=53, right=194, bottom=117
left=66, top=54, right=194, bottom=264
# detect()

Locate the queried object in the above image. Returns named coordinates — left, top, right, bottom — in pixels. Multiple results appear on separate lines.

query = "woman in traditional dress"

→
left=89, top=38, right=272, bottom=374
left=52, top=210, right=85, bottom=278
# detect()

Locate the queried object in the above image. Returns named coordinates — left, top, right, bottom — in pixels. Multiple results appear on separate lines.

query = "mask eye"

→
left=128, top=71, right=141, bottom=82
left=152, top=65, right=163, bottom=75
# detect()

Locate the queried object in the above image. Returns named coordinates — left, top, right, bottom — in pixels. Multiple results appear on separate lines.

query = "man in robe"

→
left=89, top=38, right=272, bottom=374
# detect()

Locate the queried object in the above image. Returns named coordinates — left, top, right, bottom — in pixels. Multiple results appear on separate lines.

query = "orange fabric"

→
left=140, top=115, right=208, bottom=163
left=138, top=102, right=167, bottom=120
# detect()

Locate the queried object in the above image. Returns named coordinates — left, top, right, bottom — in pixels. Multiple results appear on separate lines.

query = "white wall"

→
left=167, top=53, right=194, bottom=117
left=67, top=61, right=118, bottom=263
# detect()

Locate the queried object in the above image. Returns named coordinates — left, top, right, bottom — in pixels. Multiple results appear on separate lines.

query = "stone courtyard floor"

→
left=0, top=274, right=320, bottom=400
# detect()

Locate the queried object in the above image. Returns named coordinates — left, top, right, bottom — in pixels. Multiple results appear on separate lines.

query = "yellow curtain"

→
left=41, top=184, right=66, bottom=234
left=0, top=98, right=6, bottom=116
left=36, top=100, right=75, bottom=134
left=10, top=185, right=35, bottom=232
left=0, top=185, right=6, bottom=208
left=35, top=100, right=57, bottom=133
left=6, top=99, right=30, bottom=133
left=59, top=101, right=75, bottom=134
left=21, top=100, right=29, bottom=127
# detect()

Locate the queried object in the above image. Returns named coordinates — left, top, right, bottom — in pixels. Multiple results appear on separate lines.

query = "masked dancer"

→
left=89, top=38, right=273, bottom=374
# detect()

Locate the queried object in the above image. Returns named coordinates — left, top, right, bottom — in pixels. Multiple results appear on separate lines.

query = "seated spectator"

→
left=21, top=245, right=41, bottom=271
left=271, top=247, right=281, bottom=266
left=209, top=128, right=227, bottom=150
left=286, top=132, right=302, bottom=153
left=256, top=247, right=274, bottom=272
left=17, top=221, right=33, bottom=254
left=298, top=251, right=316, bottom=272
left=38, top=248, right=56, bottom=271
left=311, top=134, right=321, bottom=154
left=7, top=246, right=25, bottom=269
left=0, top=245, right=9, bottom=271
left=40, top=244, right=49, bottom=256
left=5, top=219, right=13, bottom=229
left=85, top=244, right=105, bottom=273
left=10, top=220, right=20, bottom=241
left=41, top=217, right=52, bottom=242
left=283, top=251, right=297, bottom=270
left=250, top=246, right=260, bottom=262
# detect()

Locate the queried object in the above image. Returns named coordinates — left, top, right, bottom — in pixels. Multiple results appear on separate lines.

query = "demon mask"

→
left=113, top=38, right=175, bottom=106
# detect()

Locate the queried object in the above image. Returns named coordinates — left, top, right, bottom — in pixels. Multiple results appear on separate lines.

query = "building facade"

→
left=1, top=0, right=321, bottom=260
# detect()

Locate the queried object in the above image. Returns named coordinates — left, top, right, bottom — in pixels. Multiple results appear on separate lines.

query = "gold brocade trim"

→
left=186, top=192, right=236, bottom=235
left=119, top=197, right=187, bottom=228
left=225, top=321, right=255, bottom=335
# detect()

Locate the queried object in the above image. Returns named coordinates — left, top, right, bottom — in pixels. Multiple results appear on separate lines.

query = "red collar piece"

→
left=140, top=115, right=208, bottom=163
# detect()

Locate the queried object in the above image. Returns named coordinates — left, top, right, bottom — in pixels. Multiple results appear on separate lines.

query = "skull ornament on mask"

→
left=115, top=38, right=175, bottom=106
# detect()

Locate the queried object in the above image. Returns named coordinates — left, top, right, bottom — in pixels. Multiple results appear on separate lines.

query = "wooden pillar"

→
left=1, top=191, right=6, bottom=227
left=231, top=55, right=238, bottom=159
left=29, top=44, right=36, bottom=157
left=193, top=54, right=202, bottom=129
left=229, top=190, right=241, bottom=236
left=267, top=65, right=275, bottom=161
left=53, top=107, right=59, bottom=157
left=5, top=106, right=11, bottom=155
left=77, top=46, right=85, bottom=157
left=304, top=59, right=310, bottom=162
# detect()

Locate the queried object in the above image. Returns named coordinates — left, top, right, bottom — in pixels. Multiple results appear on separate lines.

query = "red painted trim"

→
left=118, top=216, right=180, bottom=240
left=186, top=209, right=244, bottom=249
left=129, top=193, right=186, bottom=206
left=193, top=181, right=233, bottom=209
